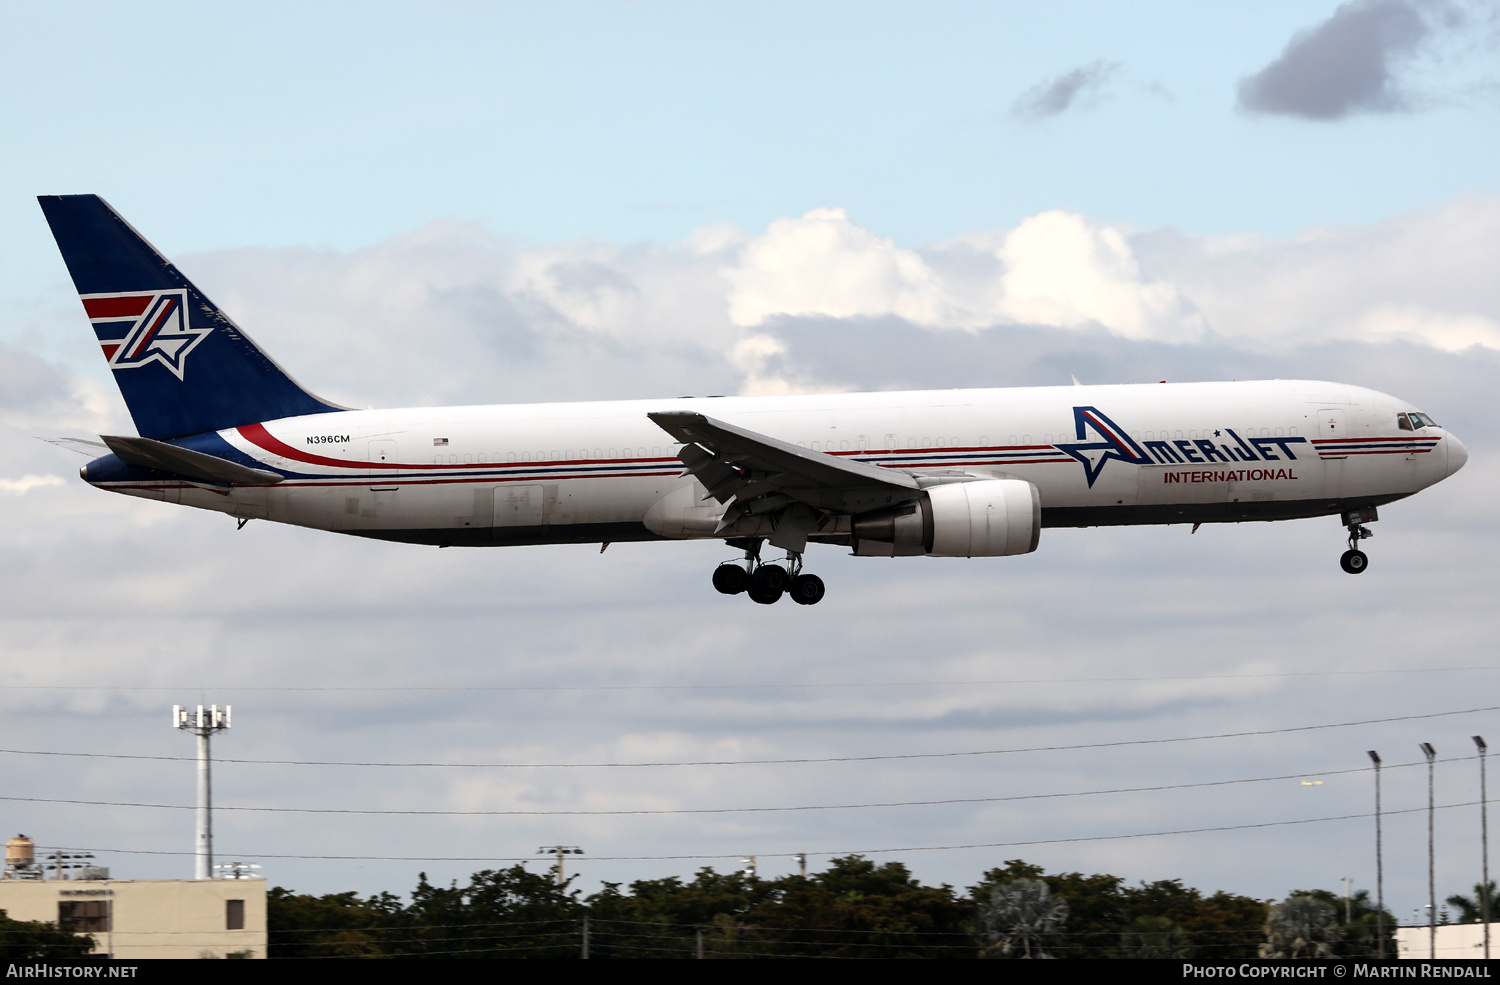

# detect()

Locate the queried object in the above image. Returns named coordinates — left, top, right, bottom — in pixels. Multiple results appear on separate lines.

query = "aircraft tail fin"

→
left=38, top=194, right=344, bottom=440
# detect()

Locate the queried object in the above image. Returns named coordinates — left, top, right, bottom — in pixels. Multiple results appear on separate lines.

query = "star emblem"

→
left=110, top=291, right=212, bottom=380
left=1055, top=406, right=1150, bottom=487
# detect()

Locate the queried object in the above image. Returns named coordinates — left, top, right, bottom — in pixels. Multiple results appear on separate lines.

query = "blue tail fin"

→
left=39, top=195, right=344, bottom=440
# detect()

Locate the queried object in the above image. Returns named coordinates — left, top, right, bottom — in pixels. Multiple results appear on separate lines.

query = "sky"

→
left=4, top=0, right=1500, bottom=927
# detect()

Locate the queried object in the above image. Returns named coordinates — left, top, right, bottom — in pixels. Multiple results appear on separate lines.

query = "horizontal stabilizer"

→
left=38, top=436, right=108, bottom=457
left=101, top=434, right=283, bottom=486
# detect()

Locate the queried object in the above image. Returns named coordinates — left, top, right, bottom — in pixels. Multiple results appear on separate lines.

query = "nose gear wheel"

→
left=1340, top=509, right=1375, bottom=575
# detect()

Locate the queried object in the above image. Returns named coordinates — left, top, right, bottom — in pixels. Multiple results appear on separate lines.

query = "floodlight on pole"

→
left=1369, top=750, right=1385, bottom=959
left=213, top=861, right=261, bottom=880
left=173, top=705, right=230, bottom=880
left=1422, top=741, right=1437, bottom=960
left=1477, top=735, right=1491, bottom=960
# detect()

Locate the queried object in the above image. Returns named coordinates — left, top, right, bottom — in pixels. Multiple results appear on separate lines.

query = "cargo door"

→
left=1315, top=409, right=1347, bottom=451
left=1315, top=408, right=1347, bottom=497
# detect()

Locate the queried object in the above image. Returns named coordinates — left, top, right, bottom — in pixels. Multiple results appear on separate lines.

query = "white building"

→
left=0, top=877, right=267, bottom=959
left=1395, top=923, right=1499, bottom=960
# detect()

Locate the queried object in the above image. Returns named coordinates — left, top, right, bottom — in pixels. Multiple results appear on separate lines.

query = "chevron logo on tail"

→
left=82, top=291, right=212, bottom=380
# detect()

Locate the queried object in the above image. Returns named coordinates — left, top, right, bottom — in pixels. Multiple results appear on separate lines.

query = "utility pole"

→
left=797, top=853, right=807, bottom=878
left=173, top=705, right=230, bottom=880
left=1477, top=736, right=1491, bottom=959
left=1369, top=750, right=1385, bottom=959
left=538, top=846, right=582, bottom=887
left=1422, top=742, right=1437, bottom=960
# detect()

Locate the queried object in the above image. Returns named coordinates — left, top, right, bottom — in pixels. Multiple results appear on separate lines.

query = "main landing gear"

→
left=1339, top=507, right=1377, bottom=575
left=712, top=539, right=825, bottom=605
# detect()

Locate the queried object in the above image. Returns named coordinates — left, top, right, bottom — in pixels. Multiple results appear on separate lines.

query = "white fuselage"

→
left=88, top=379, right=1465, bottom=551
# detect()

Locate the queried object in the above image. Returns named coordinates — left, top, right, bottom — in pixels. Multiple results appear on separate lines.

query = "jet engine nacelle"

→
left=851, top=478, right=1041, bottom=558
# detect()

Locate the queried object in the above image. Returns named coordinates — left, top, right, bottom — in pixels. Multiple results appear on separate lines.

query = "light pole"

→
left=1476, top=735, right=1490, bottom=959
left=174, top=705, right=230, bottom=880
left=1369, top=750, right=1385, bottom=958
left=1422, top=742, right=1437, bottom=960
left=538, top=846, right=583, bottom=887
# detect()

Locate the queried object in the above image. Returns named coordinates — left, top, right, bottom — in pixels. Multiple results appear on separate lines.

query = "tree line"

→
left=265, top=855, right=1404, bottom=959
left=8, top=857, right=1486, bottom=959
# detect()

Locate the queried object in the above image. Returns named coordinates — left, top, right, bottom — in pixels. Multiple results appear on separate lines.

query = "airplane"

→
left=39, top=194, right=1468, bottom=605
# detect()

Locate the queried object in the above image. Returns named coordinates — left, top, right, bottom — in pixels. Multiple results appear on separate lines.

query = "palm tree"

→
left=1446, top=882, right=1499, bottom=924
left=1261, top=895, right=1340, bottom=959
left=978, top=878, right=1068, bottom=959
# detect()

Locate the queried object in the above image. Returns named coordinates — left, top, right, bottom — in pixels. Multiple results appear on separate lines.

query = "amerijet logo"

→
left=81, top=291, right=211, bottom=381
left=1055, top=406, right=1150, bottom=487
left=1054, top=405, right=1312, bottom=486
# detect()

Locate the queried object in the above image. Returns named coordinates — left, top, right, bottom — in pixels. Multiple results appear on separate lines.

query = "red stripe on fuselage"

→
left=237, top=423, right=680, bottom=472
left=83, top=295, right=153, bottom=319
left=238, top=422, right=374, bottom=469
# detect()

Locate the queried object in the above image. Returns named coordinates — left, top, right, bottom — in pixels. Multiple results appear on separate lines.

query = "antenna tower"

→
left=173, top=705, right=230, bottom=880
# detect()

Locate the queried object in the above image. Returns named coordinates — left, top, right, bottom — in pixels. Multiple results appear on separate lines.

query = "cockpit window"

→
left=1398, top=413, right=1413, bottom=431
left=1409, top=412, right=1439, bottom=429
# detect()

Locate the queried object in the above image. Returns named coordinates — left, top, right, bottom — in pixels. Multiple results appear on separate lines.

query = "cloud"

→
left=1237, top=0, right=1460, bottom=119
left=1131, top=194, right=1500, bottom=354
left=992, top=211, right=1207, bottom=343
left=725, top=207, right=1207, bottom=346
left=725, top=208, right=951, bottom=327
left=28, top=196, right=1499, bottom=422
left=0, top=474, right=64, bottom=495
left=146, top=198, right=1500, bottom=414
left=1011, top=60, right=1122, bottom=120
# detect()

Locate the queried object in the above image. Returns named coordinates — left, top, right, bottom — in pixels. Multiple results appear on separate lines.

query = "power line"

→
left=0, top=703, right=1494, bottom=769
left=3, top=665, right=1497, bottom=693
left=42, top=799, right=1480, bottom=864
left=0, top=756, right=1448, bottom=818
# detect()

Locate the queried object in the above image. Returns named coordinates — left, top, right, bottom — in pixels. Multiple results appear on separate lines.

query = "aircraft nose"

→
left=1446, top=433, right=1468, bottom=477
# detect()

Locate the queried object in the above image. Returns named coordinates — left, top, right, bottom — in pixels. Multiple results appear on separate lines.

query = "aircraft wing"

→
left=101, top=434, right=284, bottom=486
left=647, top=410, right=918, bottom=513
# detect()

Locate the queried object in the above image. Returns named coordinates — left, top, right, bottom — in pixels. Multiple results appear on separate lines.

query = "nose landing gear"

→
left=712, top=539, right=825, bottom=604
left=1340, top=507, right=1376, bottom=574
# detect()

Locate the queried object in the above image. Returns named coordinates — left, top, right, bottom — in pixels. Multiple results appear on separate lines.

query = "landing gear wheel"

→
left=752, top=564, right=790, bottom=594
left=789, top=573, right=825, bottom=605
left=748, top=563, right=789, bottom=604
left=1340, top=549, right=1369, bottom=574
left=748, top=585, right=783, bottom=605
left=712, top=563, right=748, bottom=595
